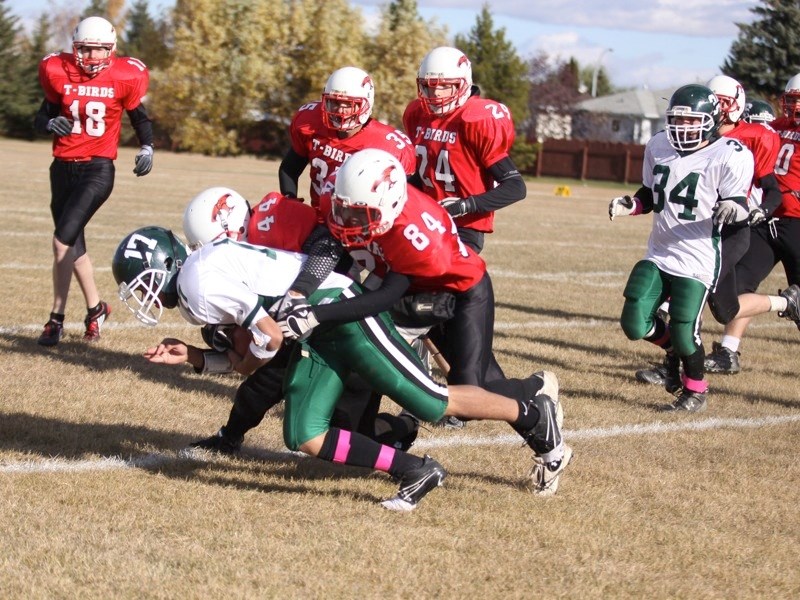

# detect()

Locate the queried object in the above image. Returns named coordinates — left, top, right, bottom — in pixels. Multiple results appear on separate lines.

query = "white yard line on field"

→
left=2, top=414, right=799, bottom=474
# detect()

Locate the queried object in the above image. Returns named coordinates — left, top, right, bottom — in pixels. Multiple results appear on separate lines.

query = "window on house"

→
left=612, top=120, right=620, bottom=132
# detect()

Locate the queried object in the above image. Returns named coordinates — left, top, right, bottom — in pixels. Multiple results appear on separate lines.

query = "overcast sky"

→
left=11, top=0, right=760, bottom=91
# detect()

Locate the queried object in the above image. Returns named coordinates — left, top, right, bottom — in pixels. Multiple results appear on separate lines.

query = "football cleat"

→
left=704, top=342, right=740, bottom=374
left=528, top=443, right=573, bottom=496
left=778, top=285, right=800, bottom=328
left=521, top=393, right=565, bottom=464
left=37, top=319, right=64, bottom=346
left=182, top=427, right=243, bottom=457
left=635, top=363, right=667, bottom=386
left=661, top=390, right=707, bottom=413
left=435, top=415, right=466, bottom=429
left=531, top=370, right=562, bottom=428
left=381, top=455, right=446, bottom=512
left=83, top=301, right=111, bottom=342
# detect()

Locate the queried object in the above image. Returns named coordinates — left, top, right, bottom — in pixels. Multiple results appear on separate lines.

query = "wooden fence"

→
left=534, top=140, right=645, bottom=184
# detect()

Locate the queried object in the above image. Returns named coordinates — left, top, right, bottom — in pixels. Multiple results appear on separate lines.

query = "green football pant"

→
left=620, top=259, right=708, bottom=357
left=282, top=305, right=449, bottom=451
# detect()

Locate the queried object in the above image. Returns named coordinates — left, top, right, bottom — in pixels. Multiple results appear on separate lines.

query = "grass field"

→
left=1, top=138, right=799, bottom=598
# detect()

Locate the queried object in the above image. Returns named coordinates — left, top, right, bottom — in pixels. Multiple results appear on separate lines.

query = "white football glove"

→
left=608, top=195, right=637, bottom=221
left=278, top=303, right=319, bottom=341
left=747, top=207, right=767, bottom=227
left=712, top=200, right=749, bottom=226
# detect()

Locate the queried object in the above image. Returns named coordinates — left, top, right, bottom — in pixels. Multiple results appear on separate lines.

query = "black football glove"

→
left=47, top=116, right=73, bottom=137
left=200, top=324, right=236, bottom=352
left=441, top=196, right=477, bottom=218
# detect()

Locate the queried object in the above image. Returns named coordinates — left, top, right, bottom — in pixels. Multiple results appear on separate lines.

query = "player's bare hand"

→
left=144, top=338, right=189, bottom=364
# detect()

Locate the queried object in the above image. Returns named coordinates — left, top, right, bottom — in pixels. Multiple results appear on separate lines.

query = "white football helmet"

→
left=321, top=67, right=375, bottom=132
left=72, top=16, right=117, bottom=75
left=182, top=187, right=251, bottom=250
left=706, top=75, right=745, bottom=123
left=328, top=149, right=407, bottom=247
left=782, top=73, right=800, bottom=124
left=417, top=46, right=473, bottom=115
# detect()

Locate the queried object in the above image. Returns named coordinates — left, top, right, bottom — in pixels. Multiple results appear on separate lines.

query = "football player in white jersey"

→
left=609, top=84, right=754, bottom=412
left=111, top=228, right=571, bottom=509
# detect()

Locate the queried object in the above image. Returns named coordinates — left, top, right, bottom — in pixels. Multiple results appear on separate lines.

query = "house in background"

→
left=571, top=87, right=676, bottom=144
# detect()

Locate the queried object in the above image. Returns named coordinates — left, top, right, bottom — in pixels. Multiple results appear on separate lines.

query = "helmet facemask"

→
left=118, top=269, right=169, bottom=327
left=322, top=94, right=371, bottom=131
left=328, top=197, right=387, bottom=247
left=666, top=111, right=717, bottom=152
left=783, top=93, right=800, bottom=125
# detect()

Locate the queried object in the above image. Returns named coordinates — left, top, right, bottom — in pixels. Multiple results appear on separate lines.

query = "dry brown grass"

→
left=1, top=138, right=799, bottom=599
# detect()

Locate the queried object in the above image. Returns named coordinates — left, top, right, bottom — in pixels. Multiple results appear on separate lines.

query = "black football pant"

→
left=49, top=158, right=114, bottom=258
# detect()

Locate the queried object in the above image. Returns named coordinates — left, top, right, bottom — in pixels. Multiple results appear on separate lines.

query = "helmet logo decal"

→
left=371, top=165, right=399, bottom=194
left=123, top=233, right=158, bottom=267
left=211, top=193, right=234, bottom=230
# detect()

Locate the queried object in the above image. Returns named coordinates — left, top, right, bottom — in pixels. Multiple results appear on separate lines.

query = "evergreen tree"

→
left=12, top=13, right=54, bottom=139
left=452, top=4, right=534, bottom=170
left=366, top=0, right=447, bottom=126
left=453, top=4, right=528, bottom=125
left=722, top=0, right=800, bottom=101
left=124, top=0, right=171, bottom=69
left=0, top=0, right=26, bottom=136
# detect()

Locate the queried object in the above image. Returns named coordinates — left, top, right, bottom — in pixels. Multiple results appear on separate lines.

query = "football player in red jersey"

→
left=403, top=46, right=526, bottom=254
left=703, top=74, right=800, bottom=371
left=278, top=66, right=415, bottom=211
left=278, top=149, right=565, bottom=446
left=33, top=16, right=153, bottom=346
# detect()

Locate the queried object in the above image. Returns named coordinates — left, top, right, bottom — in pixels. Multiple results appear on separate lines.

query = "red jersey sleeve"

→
left=247, top=192, right=318, bottom=252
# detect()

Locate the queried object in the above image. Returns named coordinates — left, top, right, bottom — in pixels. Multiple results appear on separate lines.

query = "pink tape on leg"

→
left=374, top=445, right=395, bottom=472
left=332, top=429, right=351, bottom=464
left=682, top=374, right=708, bottom=393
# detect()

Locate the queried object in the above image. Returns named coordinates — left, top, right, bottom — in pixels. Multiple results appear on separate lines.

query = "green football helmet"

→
left=743, top=99, right=776, bottom=124
left=111, top=226, right=189, bottom=326
left=665, top=84, right=722, bottom=152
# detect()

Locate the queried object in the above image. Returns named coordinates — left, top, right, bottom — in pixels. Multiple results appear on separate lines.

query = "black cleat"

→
left=37, top=319, right=63, bottom=346
left=704, top=342, right=740, bottom=374
left=661, top=390, right=707, bottom=413
left=183, top=427, right=243, bottom=456
left=635, top=363, right=668, bottom=385
left=381, top=455, right=446, bottom=511
left=778, top=285, right=800, bottom=328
